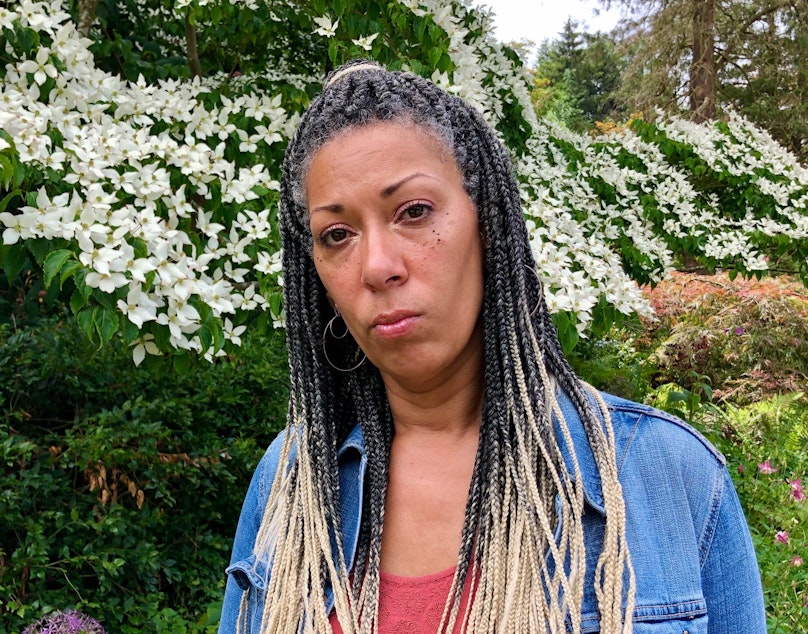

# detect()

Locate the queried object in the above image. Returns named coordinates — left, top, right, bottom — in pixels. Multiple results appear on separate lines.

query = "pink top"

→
left=329, top=566, right=473, bottom=633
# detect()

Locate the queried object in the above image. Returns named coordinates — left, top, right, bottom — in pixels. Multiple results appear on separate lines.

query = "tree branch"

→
left=185, top=8, right=203, bottom=78
left=76, top=0, right=100, bottom=37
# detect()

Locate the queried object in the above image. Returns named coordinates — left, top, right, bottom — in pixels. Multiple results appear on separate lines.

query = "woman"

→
left=219, top=61, right=765, bottom=634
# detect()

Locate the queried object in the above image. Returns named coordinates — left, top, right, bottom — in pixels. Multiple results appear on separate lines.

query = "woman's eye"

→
left=320, top=226, right=350, bottom=246
left=398, top=202, right=432, bottom=221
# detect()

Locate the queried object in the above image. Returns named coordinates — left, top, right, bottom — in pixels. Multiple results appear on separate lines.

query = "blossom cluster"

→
left=2, top=0, right=807, bottom=361
left=22, top=610, right=105, bottom=634
left=1, top=0, right=290, bottom=361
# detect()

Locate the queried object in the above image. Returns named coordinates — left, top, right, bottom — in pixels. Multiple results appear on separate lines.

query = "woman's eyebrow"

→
left=381, top=172, right=438, bottom=198
left=309, top=172, right=440, bottom=215
left=310, top=203, right=343, bottom=215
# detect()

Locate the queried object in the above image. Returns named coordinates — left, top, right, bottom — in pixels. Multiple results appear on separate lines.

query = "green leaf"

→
left=26, top=239, right=51, bottom=266
left=70, top=288, right=87, bottom=314
left=666, top=391, right=690, bottom=404
left=43, top=249, right=73, bottom=288
left=0, top=155, right=13, bottom=189
left=76, top=307, right=97, bottom=343
left=94, top=306, right=119, bottom=347
left=123, top=319, right=139, bottom=344
left=173, top=352, right=191, bottom=374
left=13, top=27, right=39, bottom=56
left=428, top=46, right=442, bottom=68
left=13, top=160, right=26, bottom=188
left=198, top=322, right=214, bottom=352
left=59, top=260, right=83, bottom=286
left=0, top=189, right=21, bottom=213
left=1, top=244, right=27, bottom=281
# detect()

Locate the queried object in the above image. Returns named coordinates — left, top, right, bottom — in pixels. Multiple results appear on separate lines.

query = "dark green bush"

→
left=0, top=316, right=289, bottom=633
left=568, top=326, right=655, bottom=402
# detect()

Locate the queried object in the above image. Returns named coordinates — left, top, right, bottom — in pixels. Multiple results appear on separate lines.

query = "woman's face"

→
left=306, top=121, right=484, bottom=392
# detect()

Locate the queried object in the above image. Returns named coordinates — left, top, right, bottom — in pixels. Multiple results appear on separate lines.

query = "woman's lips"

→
left=372, top=312, right=419, bottom=338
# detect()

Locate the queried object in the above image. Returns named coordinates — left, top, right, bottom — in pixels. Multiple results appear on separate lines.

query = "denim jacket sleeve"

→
left=597, top=393, right=767, bottom=634
left=699, top=467, right=766, bottom=634
left=219, top=431, right=292, bottom=634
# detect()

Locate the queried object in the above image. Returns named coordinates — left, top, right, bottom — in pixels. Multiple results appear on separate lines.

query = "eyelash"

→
left=395, top=200, right=433, bottom=222
left=318, top=224, right=351, bottom=247
left=317, top=200, right=435, bottom=247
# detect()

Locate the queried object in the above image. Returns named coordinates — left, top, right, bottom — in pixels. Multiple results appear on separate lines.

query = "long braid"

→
left=248, top=60, right=635, bottom=634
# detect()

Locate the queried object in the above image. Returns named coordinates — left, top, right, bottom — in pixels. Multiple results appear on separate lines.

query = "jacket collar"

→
left=336, top=388, right=607, bottom=515
left=554, top=388, right=606, bottom=515
left=338, top=422, right=366, bottom=460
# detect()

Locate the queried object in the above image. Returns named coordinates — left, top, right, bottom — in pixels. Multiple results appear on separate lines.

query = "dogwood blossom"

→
left=352, top=34, right=379, bottom=51
left=313, top=15, right=339, bottom=38
left=1, top=0, right=806, bottom=364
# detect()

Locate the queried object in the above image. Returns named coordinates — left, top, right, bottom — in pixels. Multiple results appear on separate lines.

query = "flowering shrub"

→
left=581, top=273, right=808, bottom=630
left=1, top=0, right=807, bottom=362
left=729, top=410, right=808, bottom=633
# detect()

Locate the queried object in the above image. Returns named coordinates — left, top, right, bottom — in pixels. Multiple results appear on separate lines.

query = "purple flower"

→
left=22, top=610, right=105, bottom=634
left=775, top=531, right=789, bottom=545
left=788, top=478, right=804, bottom=502
left=757, top=459, right=777, bottom=474
left=734, top=326, right=745, bottom=335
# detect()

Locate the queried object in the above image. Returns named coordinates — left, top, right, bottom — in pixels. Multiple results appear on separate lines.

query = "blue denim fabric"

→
left=219, top=392, right=766, bottom=633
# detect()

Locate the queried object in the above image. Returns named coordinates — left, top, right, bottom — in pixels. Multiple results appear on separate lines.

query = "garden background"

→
left=1, top=0, right=806, bottom=632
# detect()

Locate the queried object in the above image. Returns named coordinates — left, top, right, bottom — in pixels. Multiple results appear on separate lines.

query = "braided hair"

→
left=250, top=60, right=635, bottom=634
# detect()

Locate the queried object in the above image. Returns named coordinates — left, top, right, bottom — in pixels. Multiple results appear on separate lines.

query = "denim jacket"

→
left=219, top=391, right=766, bottom=633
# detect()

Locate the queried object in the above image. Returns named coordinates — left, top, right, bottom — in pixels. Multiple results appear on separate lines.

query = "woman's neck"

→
left=381, top=338, right=484, bottom=437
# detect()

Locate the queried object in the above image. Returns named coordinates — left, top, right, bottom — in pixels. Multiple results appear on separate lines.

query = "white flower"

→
left=223, top=318, right=247, bottom=346
left=313, top=15, right=339, bottom=38
left=132, top=334, right=160, bottom=366
left=0, top=212, right=35, bottom=244
left=352, top=33, right=378, bottom=51
left=85, top=270, right=128, bottom=292
left=117, top=287, right=158, bottom=328
left=18, top=47, right=58, bottom=85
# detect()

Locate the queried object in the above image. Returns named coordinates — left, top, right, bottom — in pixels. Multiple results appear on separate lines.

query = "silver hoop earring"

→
left=327, top=309, right=350, bottom=339
left=526, top=264, right=544, bottom=318
left=322, top=312, right=367, bottom=372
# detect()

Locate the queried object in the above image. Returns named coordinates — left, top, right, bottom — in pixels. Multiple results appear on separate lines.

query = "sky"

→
left=472, top=0, right=623, bottom=46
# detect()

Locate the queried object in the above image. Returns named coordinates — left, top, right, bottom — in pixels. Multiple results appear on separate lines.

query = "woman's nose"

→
left=360, top=228, right=407, bottom=290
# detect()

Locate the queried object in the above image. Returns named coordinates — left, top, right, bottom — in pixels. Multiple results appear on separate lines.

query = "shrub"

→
left=0, top=316, right=289, bottom=633
left=567, top=324, right=655, bottom=402
left=641, top=272, right=808, bottom=404
left=696, top=396, right=808, bottom=632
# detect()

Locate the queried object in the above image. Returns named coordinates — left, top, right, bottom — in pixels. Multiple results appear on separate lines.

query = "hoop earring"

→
left=327, top=308, right=350, bottom=339
left=322, top=312, right=367, bottom=372
left=526, top=264, right=544, bottom=318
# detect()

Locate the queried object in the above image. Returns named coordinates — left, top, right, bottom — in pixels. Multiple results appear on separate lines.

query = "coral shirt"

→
left=329, top=566, right=472, bottom=634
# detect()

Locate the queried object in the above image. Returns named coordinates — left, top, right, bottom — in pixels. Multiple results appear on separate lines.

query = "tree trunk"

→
left=690, top=0, right=716, bottom=122
left=185, top=9, right=203, bottom=78
left=77, top=0, right=100, bottom=37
